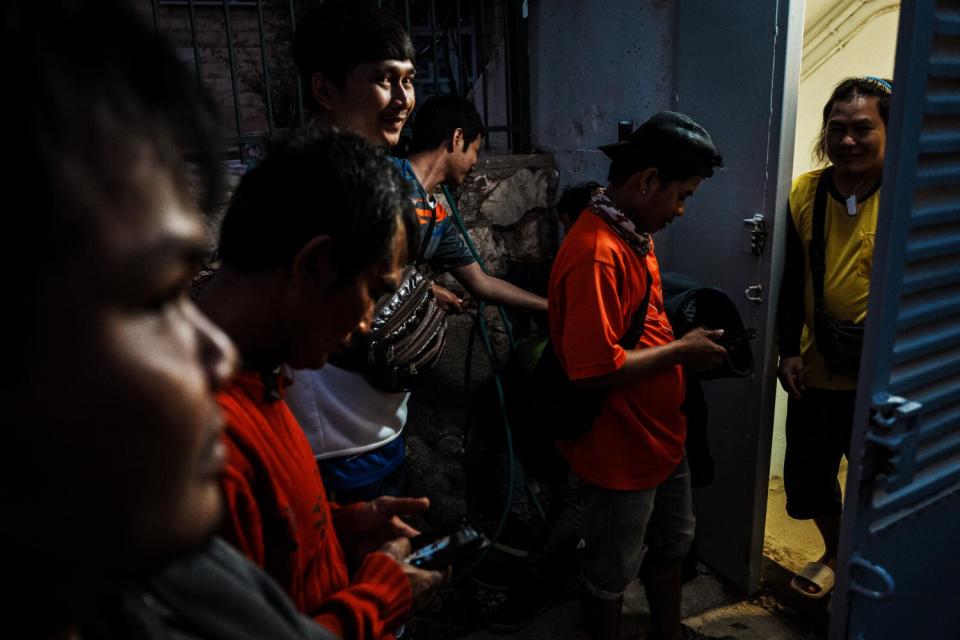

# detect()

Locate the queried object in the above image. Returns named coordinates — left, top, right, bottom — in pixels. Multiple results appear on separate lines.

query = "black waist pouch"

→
left=529, top=340, right=608, bottom=440
left=808, top=168, right=866, bottom=379
left=814, top=311, right=864, bottom=377
left=531, top=267, right=654, bottom=441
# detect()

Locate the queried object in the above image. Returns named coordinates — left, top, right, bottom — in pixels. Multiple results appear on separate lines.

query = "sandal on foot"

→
left=790, top=561, right=835, bottom=599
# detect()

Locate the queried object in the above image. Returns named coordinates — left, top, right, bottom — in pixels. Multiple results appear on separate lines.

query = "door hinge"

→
left=864, top=394, right=923, bottom=492
left=848, top=552, right=896, bottom=600
left=742, top=213, right=768, bottom=256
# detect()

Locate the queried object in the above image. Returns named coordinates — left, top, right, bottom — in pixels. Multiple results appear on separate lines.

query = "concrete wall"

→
left=527, top=0, right=676, bottom=190
left=768, top=1, right=899, bottom=478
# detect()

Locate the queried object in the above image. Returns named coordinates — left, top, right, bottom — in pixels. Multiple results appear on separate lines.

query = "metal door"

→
left=830, top=1, right=960, bottom=638
left=665, top=1, right=804, bottom=591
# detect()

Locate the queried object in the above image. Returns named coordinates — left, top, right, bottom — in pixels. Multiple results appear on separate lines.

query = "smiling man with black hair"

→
left=294, top=1, right=417, bottom=148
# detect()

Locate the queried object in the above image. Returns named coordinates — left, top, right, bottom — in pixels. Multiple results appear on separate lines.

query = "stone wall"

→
left=439, top=153, right=557, bottom=279
left=405, top=153, right=559, bottom=528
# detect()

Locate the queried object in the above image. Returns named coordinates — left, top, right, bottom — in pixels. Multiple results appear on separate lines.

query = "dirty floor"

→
left=763, top=460, right=848, bottom=575
left=408, top=465, right=851, bottom=639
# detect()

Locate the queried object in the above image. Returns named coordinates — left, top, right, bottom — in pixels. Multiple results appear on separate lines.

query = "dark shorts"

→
left=784, top=387, right=856, bottom=520
left=578, top=457, right=695, bottom=599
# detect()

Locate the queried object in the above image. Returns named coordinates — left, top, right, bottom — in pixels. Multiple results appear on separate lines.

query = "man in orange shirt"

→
left=198, top=129, right=446, bottom=639
left=548, top=112, right=728, bottom=640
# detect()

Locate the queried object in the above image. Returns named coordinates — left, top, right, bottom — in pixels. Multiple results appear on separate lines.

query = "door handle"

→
left=742, top=213, right=768, bottom=256
left=848, top=552, right=896, bottom=600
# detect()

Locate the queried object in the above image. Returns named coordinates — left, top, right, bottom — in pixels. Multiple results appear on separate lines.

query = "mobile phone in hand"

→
left=405, top=522, right=489, bottom=571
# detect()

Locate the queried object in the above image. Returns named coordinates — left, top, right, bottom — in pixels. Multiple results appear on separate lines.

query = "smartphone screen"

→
left=406, top=535, right=451, bottom=564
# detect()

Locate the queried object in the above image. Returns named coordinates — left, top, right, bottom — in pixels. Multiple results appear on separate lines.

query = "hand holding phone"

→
left=377, top=537, right=447, bottom=609
left=401, top=562, right=449, bottom=609
left=404, top=522, right=490, bottom=572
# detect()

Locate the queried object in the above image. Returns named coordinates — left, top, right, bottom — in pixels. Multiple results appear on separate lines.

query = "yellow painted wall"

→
left=769, top=2, right=899, bottom=478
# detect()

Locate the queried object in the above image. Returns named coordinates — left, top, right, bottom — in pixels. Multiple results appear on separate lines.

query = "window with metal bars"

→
left=139, top=0, right=529, bottom=157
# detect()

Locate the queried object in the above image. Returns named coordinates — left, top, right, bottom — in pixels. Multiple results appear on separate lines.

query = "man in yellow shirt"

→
left=777, top=76, right=891, bottom=599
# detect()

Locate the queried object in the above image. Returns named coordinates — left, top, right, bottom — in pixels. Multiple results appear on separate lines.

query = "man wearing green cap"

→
left=548, top=112, right=730, bottom=640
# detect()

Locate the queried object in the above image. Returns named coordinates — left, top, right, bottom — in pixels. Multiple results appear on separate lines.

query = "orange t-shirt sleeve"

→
left=556, top=260, right=635, bottom=380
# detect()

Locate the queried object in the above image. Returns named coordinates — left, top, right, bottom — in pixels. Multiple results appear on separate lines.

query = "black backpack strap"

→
left=618, top=266, right=654, bottom=348
left=809, top=167, right=833, bottom=316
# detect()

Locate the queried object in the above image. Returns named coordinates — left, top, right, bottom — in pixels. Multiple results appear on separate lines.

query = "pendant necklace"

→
left=845, top=193, right=858, bottom=216
left=844, top=175, right=868, bottom=216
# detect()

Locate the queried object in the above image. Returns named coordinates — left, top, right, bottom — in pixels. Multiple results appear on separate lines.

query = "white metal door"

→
left=668, top=0, right=804, bottom=591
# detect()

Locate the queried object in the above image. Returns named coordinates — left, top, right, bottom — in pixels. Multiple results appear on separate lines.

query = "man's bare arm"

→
left=576, top=328, right=727, bottom=390
left=450, top=262, right=548, bottom=312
